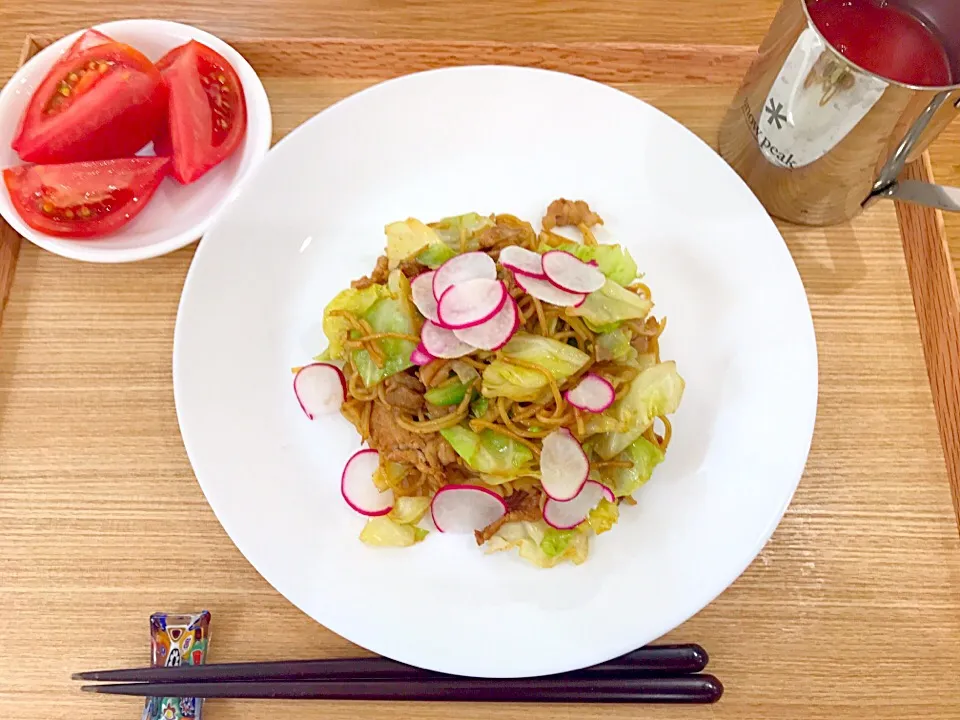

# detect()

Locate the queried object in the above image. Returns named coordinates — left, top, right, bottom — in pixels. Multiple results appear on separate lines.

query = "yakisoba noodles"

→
left=298, top=199, right=684, bottom=567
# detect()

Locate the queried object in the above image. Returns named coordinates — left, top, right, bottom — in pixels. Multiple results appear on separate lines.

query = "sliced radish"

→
left=540, top=428, right=589, bottom=501
left=342, top=449, right=394, bottom=516
left=499, top=246, right=546, bottom=278
left=543, top=480, right=614, bottom=530
left=564, top=373, right=616, bottom=413
left=437, top=279, right=507, bottom=329
left=541, top=251, right=606, bottom=293
left=453, top=296, right=519, bottom=351
left=430, top=484, right=508, bottom=533
left=410, top=343, right=436, bottom=366
left=421, top=321, right=476, bottom=358
left=513, top=273, right=586, bottom=307
left=411, top=271, right=441, bottom=323
left=432, top=252, right=497, bottom=300
left=293, top=363, right=346, bottom=419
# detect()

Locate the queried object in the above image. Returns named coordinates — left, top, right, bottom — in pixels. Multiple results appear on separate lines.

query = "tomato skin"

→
left=3, top=157, right=170, bottom=238
left=155, top=41, right=247, bottom=184
left=14, top=42, right=167, bottom=164
left=155, top=43, right=187, bottom=72
left=63, top=29, right=115, bottom=59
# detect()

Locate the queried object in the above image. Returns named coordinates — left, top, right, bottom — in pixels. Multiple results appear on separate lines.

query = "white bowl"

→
left=0, top=19, right=271, bottom=263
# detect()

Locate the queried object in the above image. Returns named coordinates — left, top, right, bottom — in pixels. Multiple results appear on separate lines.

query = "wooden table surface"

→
left=2, top=4, right=960, bottom=720
left=3, top=0, right=960, bottom=272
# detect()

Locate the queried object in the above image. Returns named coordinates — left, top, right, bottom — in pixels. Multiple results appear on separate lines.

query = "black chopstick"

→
left=81, top=674, right=723, bottom=703
left=73, top=644, right=707, bottom=683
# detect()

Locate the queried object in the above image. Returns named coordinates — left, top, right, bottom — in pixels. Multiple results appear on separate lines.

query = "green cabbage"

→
left=582, top=415, right=622, bottom=435
left=389, top=496, right=431, bottom=525
left=318, top=284, right=391, bottom=360
left=384, top=218, right=461, bottom=268
left=359, top=516, right=428, bottom=547
left=319, top=271, right=419, bottom=387
left=416, top=242, right=457, bottom=268
left=439, top=425, right=534, bottom=477
left=587, top=497, right=620, bottom=533
left=470, top=395, right=490, bottom=418
left=481, top=332, right=590, bottom=401
left=429, top=213, right=495, bottom=252
left=385, top=219, right=440, bottom=267
left=424, top=380, right=468, bottom=407
left=485, top=520, right=588, bottom=567
left=591, top=361, right=685, bottom=459
left=569, top=279, right=653, bottom=332
left=540, top=528, right=576, bottom=557
left=603, top=437, right=665, bottom=497
left=352, top=300, right=418, bottom=386
left=574, top=244, right=638, bottom=286
left=541, top=241, right=638, bottom=286
left=595, top=327, right=633, bottom=362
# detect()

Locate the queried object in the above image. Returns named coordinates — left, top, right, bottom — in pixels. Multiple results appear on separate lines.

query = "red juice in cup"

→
left=806, top=0, right=953, bottom=86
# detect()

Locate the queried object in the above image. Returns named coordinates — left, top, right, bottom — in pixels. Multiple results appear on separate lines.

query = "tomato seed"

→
left=87, top=61, right=98, bottom=71
left=67, top=72, right=79, bottom=83
left=58, top=85, right=70, bottom=97
left=41, top=202, right=54, bottom=214
left=64, top=209, right=74, bottom=219
left=79, top=206, right=91, bottom=218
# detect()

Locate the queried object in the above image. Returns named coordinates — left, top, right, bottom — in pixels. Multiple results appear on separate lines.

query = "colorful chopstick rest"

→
left=141, top=611, right=211, bottom=720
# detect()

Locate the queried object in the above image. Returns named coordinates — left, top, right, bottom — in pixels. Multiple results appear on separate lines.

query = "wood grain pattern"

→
left=894, top=153, right=960, bottom=536
left=0, top=193, right=21, bottom=329
left=0, top=0, right=786, bottom=74
left=0, top=36, right=959, bottom=720
left=228, top=38, right=757, bottom=83
left=0, top=37, right=35, bottom=329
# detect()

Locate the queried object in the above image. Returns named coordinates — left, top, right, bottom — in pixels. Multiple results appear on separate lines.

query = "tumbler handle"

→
left=867, top=91, right=960, bottom=212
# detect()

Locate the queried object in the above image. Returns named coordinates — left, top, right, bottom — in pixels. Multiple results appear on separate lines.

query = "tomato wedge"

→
left=3, top=157, right=170, bottom=238
left=154, top=40, right=247, bottom=184
left=11, top=30, right=115, bottom=154
left=13, top=42, right=167, bottom=164
left=62, top=29, right=115, bottom=60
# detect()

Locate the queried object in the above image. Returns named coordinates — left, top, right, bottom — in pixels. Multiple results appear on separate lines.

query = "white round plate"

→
left=0, top=19, right=271, bottom=263
left=174, top=66, right=817, bottom=677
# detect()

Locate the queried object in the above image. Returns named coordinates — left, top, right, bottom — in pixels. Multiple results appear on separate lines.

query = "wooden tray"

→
left=2, top=37, right=959, bottom=720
